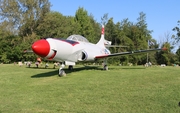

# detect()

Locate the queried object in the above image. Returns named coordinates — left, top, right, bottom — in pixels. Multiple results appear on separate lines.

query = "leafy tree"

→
left=0, top=0, right=51, bottom=36
left=74, top=7, right=95, bottom=42
left=128, top=12, right=153, bottom=65
left=176, top=47, right=180, bottom=64
left=37, top=11, right=67, bottom=37
left=172, top=20, right=180, bottom=43
left=101, top=13, right=109, bottom=25
left=36, top=11, right=81, bottom=38
left=0, top=0, right=51, bottom=63
left=89, top=14, right=101, bottom=43
left=0, top=21, right=13, bottom=39
left=119, top=18, right=134, bottom=49
left=146, top=39, right=159, bottom=64
left=0, top=35, right=23, bottom=63
left=105, top=18, right=116, bottom=44
left=156, top=31, right=176, bottom=65
left=156, top=42, right=172, bottom=65
left=135, top=12, right=152, bottom=49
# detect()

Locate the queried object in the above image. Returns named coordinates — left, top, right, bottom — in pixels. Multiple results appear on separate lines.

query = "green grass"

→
left=0, top=64, right=180, bottom=113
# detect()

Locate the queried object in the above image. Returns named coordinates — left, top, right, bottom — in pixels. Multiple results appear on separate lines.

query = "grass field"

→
left=0, top=64, right=180, bottom=113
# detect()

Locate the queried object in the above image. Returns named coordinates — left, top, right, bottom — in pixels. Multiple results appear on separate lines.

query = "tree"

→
left=74, top=7, right=95, bottom=42
left=0, top=0, right=51, bottom=36
left=136, top=12, right=152, bottom=49
left=89, top=14, right=101, bottom=43
left=105, top=18, right=116, bottom=44
left=176, top=47, right=180, bottom=65
left=128, top=12, right=153, bottom=65
left=37, top=11, right=68, bottom=37
left=156, top=42, right=176, bottom=65
left=0, top=21, right=13, bottom=39
left=119, top=18, right=134, bottom=49
left=0, top=35, right=34, bottom=63
left=172, top=20, right=180, bottom=43
left=101, top=13, right=109, bottom=25
left=146, top=39, right=159, bottom=64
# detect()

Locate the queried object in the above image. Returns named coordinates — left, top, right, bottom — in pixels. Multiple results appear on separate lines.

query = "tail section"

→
left=96, top=25, right=106, bottom=48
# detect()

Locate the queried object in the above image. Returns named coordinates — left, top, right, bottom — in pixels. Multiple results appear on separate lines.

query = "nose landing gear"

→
left=58, top=63, right=66, bottom=77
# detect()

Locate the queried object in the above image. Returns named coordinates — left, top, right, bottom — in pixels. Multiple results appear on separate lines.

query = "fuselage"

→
left=31, top=38, right=111, bottom=63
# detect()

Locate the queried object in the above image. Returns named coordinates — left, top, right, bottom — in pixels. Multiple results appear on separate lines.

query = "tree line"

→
left=0, top=0, right=180, bottom=66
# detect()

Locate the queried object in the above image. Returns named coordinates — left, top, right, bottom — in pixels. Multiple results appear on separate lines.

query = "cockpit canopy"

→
left=67, top=35, right=89, bottom=43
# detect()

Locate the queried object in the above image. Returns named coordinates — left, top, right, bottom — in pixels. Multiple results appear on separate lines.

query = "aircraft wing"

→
left=95, top=48, right=166, bottom=59
left=23, top=50, right=33, bottom=53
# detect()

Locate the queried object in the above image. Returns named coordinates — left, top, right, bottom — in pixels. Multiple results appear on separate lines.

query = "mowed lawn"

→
left=0, top=64, right=180, bottom=113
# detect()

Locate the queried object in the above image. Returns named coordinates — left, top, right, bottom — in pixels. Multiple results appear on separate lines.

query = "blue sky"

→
left=50, top=0, right=180, bottom=42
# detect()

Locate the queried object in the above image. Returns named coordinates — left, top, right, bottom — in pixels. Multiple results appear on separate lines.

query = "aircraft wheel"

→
left=59, top=70, right=66, bottom=77
left=68, top=65, right=73, bottom=70
left=103, top=65, right=108, bottom=70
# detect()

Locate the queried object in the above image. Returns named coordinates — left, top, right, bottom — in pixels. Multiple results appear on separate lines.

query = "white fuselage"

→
left=32, top=38, right=111, bottom=65
left=48, top=38, right=110, bottom=62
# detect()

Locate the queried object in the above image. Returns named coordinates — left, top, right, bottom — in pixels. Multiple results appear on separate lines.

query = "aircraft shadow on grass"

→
left=30, top=66, right=103, bottom=78
left=29, top=66, right=146, bottom=78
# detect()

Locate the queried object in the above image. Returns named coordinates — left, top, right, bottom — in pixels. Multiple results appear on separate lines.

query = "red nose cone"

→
left=32, top=39, right=50, bottom=57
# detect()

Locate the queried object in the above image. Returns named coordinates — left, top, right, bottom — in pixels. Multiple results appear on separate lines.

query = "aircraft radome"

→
left=31, top=25, right=166, bottom=76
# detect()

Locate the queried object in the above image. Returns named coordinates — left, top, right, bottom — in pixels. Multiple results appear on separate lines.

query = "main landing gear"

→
left=103, top=64, right=108, bottom=70
left=58, top=64, right=74, bottom=77
left=103, top=58, right=108, bottom=71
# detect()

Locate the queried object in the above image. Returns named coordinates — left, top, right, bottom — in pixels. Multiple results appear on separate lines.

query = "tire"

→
left=103, top=65, right=108, bottom=70
left=59, top=70, right=66, bottom=77
left=68, top=65, right=73, bottom=70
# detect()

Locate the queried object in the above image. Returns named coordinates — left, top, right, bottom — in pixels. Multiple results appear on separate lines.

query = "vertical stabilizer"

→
left=96, top=25, right=105, bottom=48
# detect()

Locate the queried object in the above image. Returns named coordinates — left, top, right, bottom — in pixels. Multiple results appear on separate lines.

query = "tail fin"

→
left=96, top=25, right=105, bottom=48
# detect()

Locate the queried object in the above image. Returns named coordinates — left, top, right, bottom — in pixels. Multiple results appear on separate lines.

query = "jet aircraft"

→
left=32, top=25, right=165, bottom=76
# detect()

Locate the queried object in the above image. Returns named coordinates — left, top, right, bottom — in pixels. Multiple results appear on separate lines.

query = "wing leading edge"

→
left=95, top=48, right=166, bottom=59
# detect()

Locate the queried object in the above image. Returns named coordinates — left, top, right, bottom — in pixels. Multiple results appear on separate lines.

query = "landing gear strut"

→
left=103, top=64, right=108, bottom=70
left=103, top=58, right=108, bottom=70
left=59, top=63, right=66, bottom=77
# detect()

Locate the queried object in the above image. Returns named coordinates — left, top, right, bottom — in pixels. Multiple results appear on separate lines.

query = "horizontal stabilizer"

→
left=104, top=39, right=112, bottom=45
